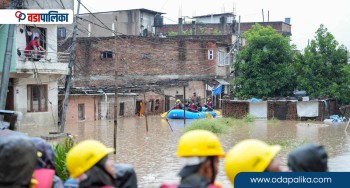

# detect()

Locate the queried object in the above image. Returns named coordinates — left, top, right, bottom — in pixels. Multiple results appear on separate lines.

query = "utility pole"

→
left=0, top=24, right=15, bottom=111
left=113, top=16, right=118, bottom=154
left=237, top=16, right=241, bottom=52
left=0, top=0, right=19, bottom=111
left=262, top=9, right=264, bottom=22
left=60, top=0, right=81, bottom=132
left=183, top=85, right=186, bottom=126
left=143, top=91, right=149, bottom=132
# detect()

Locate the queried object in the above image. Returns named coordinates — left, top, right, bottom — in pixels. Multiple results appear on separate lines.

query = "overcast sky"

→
left=77, top=0, right=350, bottom=51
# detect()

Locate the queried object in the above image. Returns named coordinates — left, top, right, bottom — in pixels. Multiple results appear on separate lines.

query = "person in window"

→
left=24, top=36, right=45, bottom=60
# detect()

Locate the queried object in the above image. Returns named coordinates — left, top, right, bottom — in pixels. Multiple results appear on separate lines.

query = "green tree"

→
left=233, top=24, right=295, bottom=98
left=295, top=24, right=349, bottom=103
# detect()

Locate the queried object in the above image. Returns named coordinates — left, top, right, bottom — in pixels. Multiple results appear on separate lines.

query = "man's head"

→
left=0, top=135, right=37, bottom=187
left=176, top=130, right=225, bottom=183
left=34, top=37, right=39, bottom=41
left=66, top=140, right=114, bottom=178
left=288, top=143, right=328, bottom=172
left=224, top=139, right=286, bottom=186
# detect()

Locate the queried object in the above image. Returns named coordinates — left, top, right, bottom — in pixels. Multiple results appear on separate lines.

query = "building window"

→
left=27, top=85, right=48, bottom=112
left=57, top=27, right=66, bottom=39
left=26, top=26, right=47, bottom=50
left=101, top=51, right=113, bottom=59
left=208, top=50, right=214, bottom=60
left=225, top=54, right=231, bottom=65
left=149, top=99, right=154, bottom=112
left=155, top=99, right=160, bottom=111
left=175, top=95, right=183, bottom=102
left=218, top=51, right=225, bottom=66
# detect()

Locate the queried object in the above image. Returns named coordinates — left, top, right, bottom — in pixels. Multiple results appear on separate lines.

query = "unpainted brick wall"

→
left=70, top=36, right=229, bottom=87
left=267, top=101, right=297, bottom=120
left=222, top=100, right=249, bottom=118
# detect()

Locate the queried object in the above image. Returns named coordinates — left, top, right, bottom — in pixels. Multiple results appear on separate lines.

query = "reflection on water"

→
left=18, top=116, right=350, bottom=187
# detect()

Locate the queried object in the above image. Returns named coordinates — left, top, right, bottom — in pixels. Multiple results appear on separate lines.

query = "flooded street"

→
left=18, top=116, right=350, bottom=187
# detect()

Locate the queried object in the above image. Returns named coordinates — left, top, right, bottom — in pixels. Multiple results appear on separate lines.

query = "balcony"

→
left=16, top=50, right=69, bottom=75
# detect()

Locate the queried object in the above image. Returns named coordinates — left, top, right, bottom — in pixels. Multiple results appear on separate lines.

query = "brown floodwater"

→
left=18, top=116, right=350, bottom=187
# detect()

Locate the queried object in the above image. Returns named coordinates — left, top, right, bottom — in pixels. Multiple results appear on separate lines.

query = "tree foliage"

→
left=294, top=24, right=349, bottom=103
left=233, top=24, right=295, bottom=98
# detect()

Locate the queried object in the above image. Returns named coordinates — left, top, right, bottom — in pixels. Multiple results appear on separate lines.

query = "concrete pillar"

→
left=191, top=21, right=196, bottom=35
left=178, top=18, right=183, bottom=35
left=220, top=16, right=227, bottom=35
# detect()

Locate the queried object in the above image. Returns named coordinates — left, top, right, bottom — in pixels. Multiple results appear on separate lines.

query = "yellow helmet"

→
left=66, top=140, right=114, bottom=178
left=224, top=139, right=281, bottom=184
left=176, top=99, right=181, bottom=103
left=176, top=130, right=225, bottom=157
left=207, top=98, right=211, bottom=101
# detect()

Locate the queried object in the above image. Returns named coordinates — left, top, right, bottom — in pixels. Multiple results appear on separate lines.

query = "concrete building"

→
left=59, top=8, right=164, bottom=40
left=0, top=0, right=73, bottom=127
left=193, top=13, right=236, bottom=24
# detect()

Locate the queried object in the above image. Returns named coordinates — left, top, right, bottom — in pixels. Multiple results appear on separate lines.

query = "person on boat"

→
left=191, top=92, right=201, bottom=106
left=65, top=140, right=137, bottom=188
left=161, top=130, right=225, bottom=188
left=184, top=99, right=190, bottom=110
left=288, top=143, right=328, bottom=172
left=224, top=139, right=288, bottom=186
left=0, top=134, right=37, bottom=188
left=173, top=99, right=184, bottom=110
left=188, top=101, right=197, bottom=112
left=196, top=102, right=202, bottom=112
left=205, top=98, right=213, bottom=111
left=31, top=137, right=64, bottom=188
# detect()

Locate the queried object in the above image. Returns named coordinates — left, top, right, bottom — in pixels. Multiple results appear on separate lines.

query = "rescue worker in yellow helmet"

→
left=65, top=140, right=137, bottom=188
left=224, top=139, right=288, bottom=187
left=162, top=130, right=225, bottom=188
left=173, top=99, right=184, bottom=110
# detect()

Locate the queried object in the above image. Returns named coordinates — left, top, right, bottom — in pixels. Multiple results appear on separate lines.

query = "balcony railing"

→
left=17, top=50, right=70, bottom=64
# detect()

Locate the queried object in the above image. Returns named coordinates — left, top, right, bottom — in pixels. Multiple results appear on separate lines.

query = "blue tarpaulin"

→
left=212, top=85, right=222, bottom=96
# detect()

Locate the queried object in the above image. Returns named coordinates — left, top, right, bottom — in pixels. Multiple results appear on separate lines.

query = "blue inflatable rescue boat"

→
left=166, top=108, right=216, bottom=119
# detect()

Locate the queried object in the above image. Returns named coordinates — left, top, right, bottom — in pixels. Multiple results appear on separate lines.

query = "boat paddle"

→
left=161, top=110, right=171, bottom=118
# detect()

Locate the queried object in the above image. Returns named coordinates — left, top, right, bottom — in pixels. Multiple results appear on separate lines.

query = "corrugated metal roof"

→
left=215, top=79, right=230, bottom=85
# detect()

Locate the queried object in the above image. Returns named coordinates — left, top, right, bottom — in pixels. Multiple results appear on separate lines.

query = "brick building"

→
left=59, top=35, right=233, bottom=122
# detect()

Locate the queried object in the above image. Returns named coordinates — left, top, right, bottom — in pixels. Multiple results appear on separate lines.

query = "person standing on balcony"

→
left=24, top=36, right=45, bottom=60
